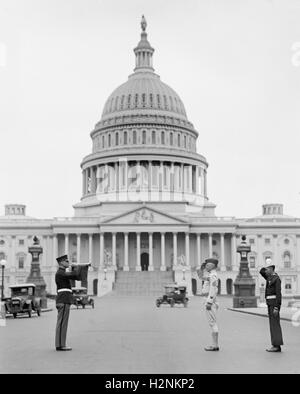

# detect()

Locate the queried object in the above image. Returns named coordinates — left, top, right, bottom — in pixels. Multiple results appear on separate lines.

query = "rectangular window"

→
left=249, top=238, right=255, bottom=244
left=265, top=238, right=270, bottom=245
left=285, top=279, right=292, bottom=294
left=19, top=239, right=24, bottom=246
left=249, top=256, right=256, bottom=268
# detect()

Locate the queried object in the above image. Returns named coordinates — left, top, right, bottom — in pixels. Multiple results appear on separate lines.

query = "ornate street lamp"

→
left=182, top=267, right=186, bottom=281
left=0, top=259, right=7, bottom=301
left=233, top=235, right=257, bottom=308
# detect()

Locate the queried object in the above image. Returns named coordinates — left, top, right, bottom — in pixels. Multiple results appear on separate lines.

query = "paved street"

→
left=1, top=295, right=300, bottom=374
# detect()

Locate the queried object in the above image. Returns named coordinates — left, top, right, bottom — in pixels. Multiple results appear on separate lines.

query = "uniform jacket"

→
left=259, top=268, right=282, bottom=309
left=55, top=266, right=82, bottom=304
left=202, top=269, right=218, bottom=305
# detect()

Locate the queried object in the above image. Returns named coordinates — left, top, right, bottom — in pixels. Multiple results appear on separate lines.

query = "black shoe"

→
left=266, top=346, right=281, bottom=352
left=56, top=346, right=72, bottom=351
left=204, top=346, right=219, bottom=351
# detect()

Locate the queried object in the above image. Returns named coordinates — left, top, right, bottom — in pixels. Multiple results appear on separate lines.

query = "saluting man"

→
left=201, top=258, right=220, bottom=351
left=259, top=258, right=284, bottom=352
left=55, top=254, right=83, bottom=351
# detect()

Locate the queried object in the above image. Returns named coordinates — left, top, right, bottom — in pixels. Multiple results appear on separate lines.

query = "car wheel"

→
left=82, top=304, right=85, bottom=309
left=183, top=300, right=188, bottom=307
left=92, top=302, right=94, bottom=309
left=170, top=300, right=175, bottom=308
left=37, top=308, right=41, bottom=316
left=28, top=309, right=32, bottom=318
left=13, top=313, right=17, bottom=319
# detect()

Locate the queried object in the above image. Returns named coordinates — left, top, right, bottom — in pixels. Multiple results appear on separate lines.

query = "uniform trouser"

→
left=267, top=305, right=283, bottom=347
left=55, top=303, right=71, bottom=348
left=205, top=302, right=219, bottom=333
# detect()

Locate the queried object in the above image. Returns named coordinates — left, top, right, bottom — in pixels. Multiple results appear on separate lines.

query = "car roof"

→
left=9, top=283, right=36, bottom=288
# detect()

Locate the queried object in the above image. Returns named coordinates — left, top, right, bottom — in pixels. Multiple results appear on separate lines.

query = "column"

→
left=64, top=234, right=69, bottom=256
left=137, top=161, right=141, bottom=192
left=208, top=233, right=213, bottom=257
left=124, top=233, right=129, bottom=271
left=77, top=234, right=81, bottom=264
left=52, top=234, right=58, bottom=261
left=231, top=233, right=237, bottom=270
left=196, top=166, right=200, bottom=195
left=91, top=166, right=96, bottom=193
left=220, top=233, right=226, bottom=271
left=82, top=170, right=86, bottom=196
left=149, top=232, right=154, bottom=271
left=161, top=232, right=166, bottom=271
left=181, top=163, right=184, bottom=193
left=257, top=234, right=263, bottom=267
left=160, top=161, right=164, bottom=190
left=204, top=169, right=207, bottom=197
left=173, top=232, right=177, bottom=267
left=196, top=233, right=201, bottom=267
left=114, top=163, right=118, bottom=193
left=272, top=234, right=278, bottom=268
left=136, top=232, right=141, bottom=271
left=296, top=235, right=300, bottom=269
left=112, top=232, right=116, bottom=268
left=88, top=234, right=93, bottom=265
left=105, top=164, right=108, bottom=192
left=200, top=168, right=205, bottom=195
left=99, top=233, right=104, bottom=268
left=185, top=232, right=190, bottom=267
left=189, top=165, right=192, bottom=193
left=148, top=161, right=152, bottom=190
left=171, top=162, right=175, bottom=193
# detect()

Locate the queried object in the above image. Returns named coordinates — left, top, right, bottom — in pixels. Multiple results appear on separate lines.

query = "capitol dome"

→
left=77, top=16, right=210, bottom=215
left=92, top=15, right=195, bottom=135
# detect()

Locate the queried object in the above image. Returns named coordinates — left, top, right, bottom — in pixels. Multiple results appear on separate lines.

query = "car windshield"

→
left=11, top=287, right=33, bottom=296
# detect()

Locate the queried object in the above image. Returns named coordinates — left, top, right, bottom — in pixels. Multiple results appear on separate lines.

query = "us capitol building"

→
left=1, top=17, right=300, bottom=298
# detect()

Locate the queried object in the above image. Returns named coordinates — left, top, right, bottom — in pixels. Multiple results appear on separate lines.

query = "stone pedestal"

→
left=97, top=267, right=115, bottom=297
left=173, top=266, right=192, bottom=296
left=233, top=236, right=257, bottom=308
left=27, top=237, right=47, bottom=308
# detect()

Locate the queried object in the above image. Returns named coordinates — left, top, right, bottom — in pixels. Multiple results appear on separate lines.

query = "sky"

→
left=0, top=0, right=299, bottom=219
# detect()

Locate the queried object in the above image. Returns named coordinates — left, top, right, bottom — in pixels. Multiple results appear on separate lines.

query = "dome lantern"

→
left=133, top=15, right=155, bottom=73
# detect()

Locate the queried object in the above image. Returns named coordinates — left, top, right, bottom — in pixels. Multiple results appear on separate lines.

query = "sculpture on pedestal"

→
left=27, top=236, right=47, bottom=308
left=233, top=235, right=257, bottom=308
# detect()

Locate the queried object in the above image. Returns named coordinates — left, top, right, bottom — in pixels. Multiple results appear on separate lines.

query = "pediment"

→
left=102, top=206, right=187, bottom=225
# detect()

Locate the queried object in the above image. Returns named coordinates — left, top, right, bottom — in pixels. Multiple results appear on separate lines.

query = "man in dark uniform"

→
left=55, top=254, right=83, bottom=351
left=259, top=258, right=284, bottom=352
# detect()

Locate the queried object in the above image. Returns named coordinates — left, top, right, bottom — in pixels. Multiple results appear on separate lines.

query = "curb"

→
left=227, top=308, right=293, bottom=322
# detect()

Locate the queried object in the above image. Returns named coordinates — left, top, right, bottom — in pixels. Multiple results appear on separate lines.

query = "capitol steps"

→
left=111, top=271, right=175, bottom=296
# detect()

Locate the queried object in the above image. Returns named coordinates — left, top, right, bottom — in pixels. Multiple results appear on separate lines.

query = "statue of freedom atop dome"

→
left=141, top=15, right=147, bottom=31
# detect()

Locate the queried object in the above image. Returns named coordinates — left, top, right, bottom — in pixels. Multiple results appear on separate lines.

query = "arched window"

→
left=177, top=134, right=181, bottom=147
left=124, top=131, right=128, bottom=145
left=0, top=252, right=6, bottom=261
left=0, top=240, right=5, bottom=246
left=163, top=95, right=168, bottom=110
left=152, top=130, right=156, bottom=144
left=142, top=130, right=146, bottom=144
left=127, top=94, right=131, bottom=109
left=142, top=93, right=146, bottom=108
left=157, top=94, right=161, bottom=109
left=169, top=96, right=174, bottom=111
left=108, top=134, right=111, bottom=147
left=249, top=255, right=256, bottom=268
left=133, top=130, right=137, bottom=144
left=283, top=251, right=291, bottom=269
left=17, top=253, right=26, bottom=269
left=184, top=135, right=187, bottom=148
left=102, top=135, right=105, bottom=148
left=170, top=133, right=173, bottom=146
left=134, top=94, right=138, bottom=108
left=115, top=132, right=119, bottom=146
left=161, top=131, right=165, bottom=145
left=149, top=93, right=153, bottom=108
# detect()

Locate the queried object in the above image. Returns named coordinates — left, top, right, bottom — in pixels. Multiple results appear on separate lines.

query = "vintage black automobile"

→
left=72, top=287, right=94, bottom=309
left=4, top=283, right=42, bottom=318
left=156, top=284, right=189, bottom=308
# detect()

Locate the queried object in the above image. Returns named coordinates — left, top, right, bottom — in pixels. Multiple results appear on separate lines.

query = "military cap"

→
left=56, top=254, right=69, bottom=263
left=204, top=258, right=218, bottom=267
left=265, top=257, right=275, bottom=270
